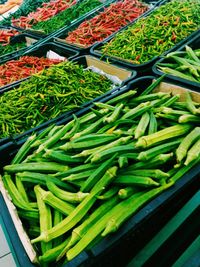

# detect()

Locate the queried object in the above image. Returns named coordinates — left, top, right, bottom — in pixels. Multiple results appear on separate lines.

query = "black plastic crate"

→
left=52, top=0, right=156, bottom=53
left=152, top=30, right=200, bottom=90
left=0, top=76, right=200, bottom=267
left=0, top=54, right=135, bottom=150
left=0, top=41, right=79, bottom=90
left=90, top=0, right=200, bottom=75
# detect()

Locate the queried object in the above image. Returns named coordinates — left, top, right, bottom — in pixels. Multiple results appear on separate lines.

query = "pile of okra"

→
left=2, top=76, right=200, bottom=265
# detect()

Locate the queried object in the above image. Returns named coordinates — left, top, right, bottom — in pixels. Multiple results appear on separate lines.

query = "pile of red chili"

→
left=0, top=29, right=19, bottom=45
left=0, top=56, right=62, bottom=86
left=65, top=0, right=149, bottom=47
left=12, top=0, right=76, bottom=28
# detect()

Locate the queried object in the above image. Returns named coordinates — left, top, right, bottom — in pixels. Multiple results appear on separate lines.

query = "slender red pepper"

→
left=65, top=0, right=149, bottom=47
left=0, top=56, right=63, bottom=86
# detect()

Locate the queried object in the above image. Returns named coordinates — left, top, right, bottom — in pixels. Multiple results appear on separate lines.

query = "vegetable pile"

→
left=0, top=56, right=63, bottom=86
left=0, top=61, right=113, bottom=138
left=101, top=0, right=200, bottom=64
left=65, top=0, right=149, bottom=47
left=30, top=0, right=103, bottom=34
left=12, top=0, right=77, bottom=28
left=0, top=28, right=19, bottom=45
left=156, top=45, right=200, bottom=84
left=0, top=0, right=51, bottom=25
left=2, top=77, right=200, bottom=265
left=0, top=28, right=27, bottom=56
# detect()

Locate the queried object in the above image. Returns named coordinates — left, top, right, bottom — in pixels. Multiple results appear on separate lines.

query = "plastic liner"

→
left=90, top=0, right=200, bottom=75
left=152, top=29, right=200, bottom=90
left=0, top=76, right=200, bottom=267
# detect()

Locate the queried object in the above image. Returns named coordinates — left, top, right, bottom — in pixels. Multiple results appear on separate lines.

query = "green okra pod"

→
left=176, top=127, right=200, bottom=163
left=4, top=162, right=69, bottom=174
left=101, top=182, right=174, bottom=237
left=184, top=139, right=200, bottom=166
left=114, top=175, right=160, bottom=187
left=43, top=149, right=84, bottom=164
left=118, top=187, right=140, bottom=199
left=134, top=112, right=150, bottom=139
left=47, top=181, right=89, bottom=204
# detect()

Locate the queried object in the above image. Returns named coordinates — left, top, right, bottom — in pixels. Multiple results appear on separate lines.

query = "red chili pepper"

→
left=0, top=29, right=19, bottom=45
left=65, top=0, right=149, bottom=47
left=0, top=56, right=63, bottom=87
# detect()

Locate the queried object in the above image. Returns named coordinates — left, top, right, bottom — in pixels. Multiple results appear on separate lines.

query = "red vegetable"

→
left=0, top=29, right=19, bottom=45
left=12, top=0, right=76, bottom=28
left=0, top=56, right=63, bottom=86
left=65, top=0, right=149, bottom=47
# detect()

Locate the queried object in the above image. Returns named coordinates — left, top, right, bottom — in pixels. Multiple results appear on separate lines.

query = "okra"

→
left=66, top=192, right=143, bottom=261
left=62, top=170, right=94, bottom=182
left=103, top=103, right=124, bottom=123
left=184, top=139, right=200, bottom=166
left=47, top=181, right=89, bottom=204
left=40, top=188, right=75, bottom=216
left=59, top=134, right=117, bottom=151
left=4, top=162, right=69, bottom=174
left=162, top=94, right=180, bottom=107
left=124, top=169, right=169, bottom=179
left=148, top=111, right=157, bottom=135
left=179, top=114, right=200, bottom=123
left=36, top=120, right=74, bottom=153
left=17, top=171, right=75, bottom=192
left=34, top=185, right=52, bottom=254
left=140, top=75, right=166, bottom=96
left=125, top=153, right=174, bottom=170
left=93, top=102, right=115, bottom=111
left=43, top=149, right=84, bottom=164
left=71, top=117, right=104, bottom=140
left=61, top=115, right=80, bottom=140
left=31, top=188, right=103, bottom=243
left=134, top=112, right=150, bottom=139
left=97, top=186, right=119, bottom=200
left=39, top=237, right=70, bottom=264
left=176, top=127, right=200, bottom=163
left=185, top=45, right=200, bottom=63
left=107, top=90, right=137, bottom=105
left=64, top=196, right=120, bottom=253
left=185, top=91, right=200, bottom=115
left=90, top=143, right=136, bottom=163
left=18, top=210, right=39, bottom=222
left=118, top=187, right=140, bottom=199
left=2, top=174, right=36, bottom=211
left=11, top=134, right=37, bottom=165
left=130, top=92, right=167, bottom=103
left=114, top=175, right=160, bottom=187
left=136, top=124, right=192, bottom=148
left=54, top=163, right=97, bottom=178
left=53, top=209, right=63, bottom=247
left=81, top=154, right=117, bottom=192
left=138, top=139, right=182, bottom=161
left=121, top=102, right=151, bottom=120
left=101, top=182, right=173, bottom=237
left=118, top=156, right=129, bottom=168
left=15, top=175, right=29, bottom=203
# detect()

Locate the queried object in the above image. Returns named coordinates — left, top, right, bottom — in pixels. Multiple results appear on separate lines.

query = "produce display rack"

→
left=0, top=0, right=199, bottom=266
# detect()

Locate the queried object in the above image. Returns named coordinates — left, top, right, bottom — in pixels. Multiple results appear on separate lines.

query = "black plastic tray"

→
left=53, top=0, right=157, bottom=53
left=90, top=0, right=200, bottom=75
left=0, top=76, right=200, bottom=267
left=152, top=30, right=200, bottom=90
left=0, top=41, right=79, bottom=91
left=0, top=54, right=136, bottom=152
left=0, top=31, right=41, bottom=62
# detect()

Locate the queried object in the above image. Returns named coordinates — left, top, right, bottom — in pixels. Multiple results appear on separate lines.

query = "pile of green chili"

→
left=0, top=41, right=27, bottom=57
left=101, top=0, right=200, bottom=64
left=31, top=0, right=102, bottom=34
left=0, top=61, right=113, bottom=138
